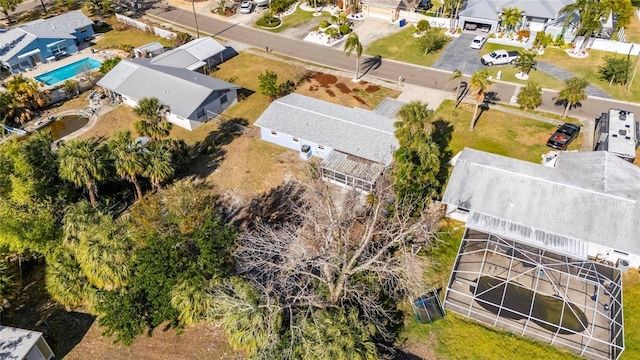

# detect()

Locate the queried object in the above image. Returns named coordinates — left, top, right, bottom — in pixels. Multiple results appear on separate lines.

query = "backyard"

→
left=93, top=16, right=174, bottom=50
left=262, top=6, right=333, bottom=33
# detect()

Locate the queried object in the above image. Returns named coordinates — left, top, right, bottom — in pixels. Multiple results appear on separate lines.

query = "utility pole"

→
left=627, top=45, right=639, bottom=91
left=192, top=0, right=201, bottom=38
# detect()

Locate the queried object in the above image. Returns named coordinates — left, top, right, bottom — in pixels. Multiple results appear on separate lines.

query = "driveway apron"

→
left=432, top=33, right=485, bottom=73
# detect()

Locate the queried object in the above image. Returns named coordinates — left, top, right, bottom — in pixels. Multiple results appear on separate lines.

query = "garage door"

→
left=365, top=5, right=396, bottom=20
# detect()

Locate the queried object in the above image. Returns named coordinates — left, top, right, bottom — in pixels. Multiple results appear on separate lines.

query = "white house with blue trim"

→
left=0, top=11, right=94, bottom=74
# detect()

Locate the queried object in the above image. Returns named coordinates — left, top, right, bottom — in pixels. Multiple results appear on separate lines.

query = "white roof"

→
left=442, top=148, right=640, bottom=255
left=601, top=109, right=638, bottom=159
left=255, top=94, right=399, bottom=164
left=460, top=0, right=575, bottom=21
left=149, top=37, right=225, bottom=69
left=0, top=326, right=44, bottom=359
left=98, top=59, right=239, bottom=119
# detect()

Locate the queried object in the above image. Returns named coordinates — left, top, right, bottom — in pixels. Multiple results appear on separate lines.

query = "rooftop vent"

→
left=619, top=129, right=627, bottom=136
left=620, top=114, right=627, bottom=120
left=613, top=134, right=618, bottom=137
left=626, top=136, right=632, bottom=140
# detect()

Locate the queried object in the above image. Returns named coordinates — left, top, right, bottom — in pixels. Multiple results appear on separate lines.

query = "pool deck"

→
left=20, top=46, right=117, bottom=88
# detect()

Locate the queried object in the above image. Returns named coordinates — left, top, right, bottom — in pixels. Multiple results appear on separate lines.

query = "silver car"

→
left=240, top=1, right=255, bottom=13
left=470, top=35, right=487, bottom=50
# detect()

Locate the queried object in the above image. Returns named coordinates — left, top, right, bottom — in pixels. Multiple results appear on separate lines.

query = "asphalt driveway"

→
left=432, top=33, right=485, bottom=73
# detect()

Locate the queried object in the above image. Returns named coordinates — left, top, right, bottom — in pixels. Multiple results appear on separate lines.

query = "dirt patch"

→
left=352, top=95, right=367, bottom=106
left=326, top=89, right=336, bottom=97
left=365, top=85, right=380, bottom=93
left=308, top=85, right=317, bottom=91
left=335, top=83, right=352, bottom=94
left=312, top=73, right=338, bottom=88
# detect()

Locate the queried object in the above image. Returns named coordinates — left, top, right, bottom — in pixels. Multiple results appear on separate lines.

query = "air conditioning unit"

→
left=616, top=258, right=630, bottom=272
left=300, top=144, right=311, bottom=160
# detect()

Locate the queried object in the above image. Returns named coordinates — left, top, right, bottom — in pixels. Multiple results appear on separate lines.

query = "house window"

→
left=318, top=145, right=325, bottom=150
left=220, top=94, right=228, bottom=104
left=50, top=44, right=67, bottom=55
left=79, top=27, right=88, bottom=33
left=271, top=130, right=277, bottom=136
left=292, top=137, right=299, bottom=143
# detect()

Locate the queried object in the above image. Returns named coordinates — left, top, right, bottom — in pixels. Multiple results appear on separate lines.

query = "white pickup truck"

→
left=480, top=50, right=520, bottom=67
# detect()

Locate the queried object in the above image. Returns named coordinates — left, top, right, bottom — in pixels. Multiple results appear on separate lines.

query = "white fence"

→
left=115, top=13, right=176, bottom=40
left=588, top=38, right=640, bottom=56
left=398, top=11, right=451, bottom=28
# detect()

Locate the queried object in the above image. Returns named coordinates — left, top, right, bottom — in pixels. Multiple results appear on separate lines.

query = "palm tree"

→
left=557, top=77, right=588, bottom=118
left=62, top=200, right=98, bottom=249
left=394, top=101, right=434, bottom=142
left=5, top=75, right=49, bottom=111
left=469, top=69, right=494, bottom=131
left=513, top=51, right=537, bottom=78
left=134, top=97, right=173, bottom=140
left=344, top=33, right=363, bottom=81
left=0, top=92, right=32, bottom=125
left=449, top=69, right=464, bottom=106
left=144, top=141, right=175, bottom=190
left=58, top=139, right=107, bottom=207
left=45, top=247, right=90, bottom=310
left=109, top=131, right=146, bottom=199
left=516, top=82, right=543, bottom=110
left=76, top=216, right=130, bottom=291
left=560, top=0, right=607, bottom=51
left=500, top=7, right=523, bottom=33
left=171, top=281, right=215, bottom=326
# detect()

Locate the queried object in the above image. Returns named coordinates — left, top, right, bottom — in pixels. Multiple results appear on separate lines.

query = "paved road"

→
left=149, top=7, right=640, bottom=120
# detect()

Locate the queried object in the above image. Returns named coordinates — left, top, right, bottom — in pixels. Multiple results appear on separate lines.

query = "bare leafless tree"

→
left=233, top=178, right=439, bottom=345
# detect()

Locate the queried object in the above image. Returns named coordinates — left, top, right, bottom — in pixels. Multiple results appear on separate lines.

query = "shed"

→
left=133, top=42, right=165, bottom=58
left=0, top=326, right=54, bottom=360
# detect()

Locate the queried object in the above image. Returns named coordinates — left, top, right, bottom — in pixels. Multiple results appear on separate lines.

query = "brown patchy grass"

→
left=76, top=106, right=137, bottom=141
left=297, top=75, right=400, bottom=110
left=205, top=135, right=310, bottom=197
left=64, top=321, right=240, bottom=360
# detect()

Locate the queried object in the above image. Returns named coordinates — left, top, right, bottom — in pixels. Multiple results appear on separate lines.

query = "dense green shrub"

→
left=600, top=56, right=631, bottom=85
left=319, top=20, right=330, bottom=28
left=339, top=24, right=351, bottom=35
left=416, top=19, right=431, bottom=32
left=256, top=12, right=281, bottom=27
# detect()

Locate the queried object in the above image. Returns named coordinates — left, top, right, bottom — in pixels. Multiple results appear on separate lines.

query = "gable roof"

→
left=459, top=0, right=574, bottom=21
left=149, top=37, right=225, bottom=69
left=442, top=148, right=640, bottom=255
left=0, top=326, right=44, bottom=359
left=97, top=59, right=240, bottom=119
left=254, top=94, right=399, bottom=164
left=0, top=11, right=93, bottom=62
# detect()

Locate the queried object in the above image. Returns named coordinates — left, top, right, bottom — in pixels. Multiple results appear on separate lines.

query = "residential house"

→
left=254, top=94, right=400, bottom=192
left=0, top=326, right=55, bottom=360
left=361, top=0, right=402, bottom=21
left=443, top=148, right=640, bottom=268
left=458, top=0, right=574, bottom=34
left=97, top=59, right=240, bottom=130
left=0, top=10, right=94, bottom=73
left=146, top=37, right=227, bottom=72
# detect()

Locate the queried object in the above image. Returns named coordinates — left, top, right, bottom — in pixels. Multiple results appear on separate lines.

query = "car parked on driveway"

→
left=470, top=35, right=487, bottom=50
left=546, top=123, right=581, bottom=150
left=240, top=1, right=255, bottom=13
left=480, top=49, right=519, bottom=66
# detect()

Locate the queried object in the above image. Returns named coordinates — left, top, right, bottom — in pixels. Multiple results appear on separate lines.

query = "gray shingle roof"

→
left=97, top=59, right=240, bottom=119
left=149, top=37, right=225, bottom=69
left=0, top=10, right=92, bottom=62
left=460, top=0, right=574, bottom=21
left=254, top=94, right=399, bottom=164
left=442, top=148, right=640, bottom=255
left=373, top=97, right=406, bottom=118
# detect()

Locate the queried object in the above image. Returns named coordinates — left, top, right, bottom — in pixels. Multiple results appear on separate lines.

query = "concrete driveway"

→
left=432, top=33, right=485, bottom=73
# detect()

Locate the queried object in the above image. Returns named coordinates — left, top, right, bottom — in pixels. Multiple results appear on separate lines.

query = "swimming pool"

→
left=35, top=57, right=102, bottom=86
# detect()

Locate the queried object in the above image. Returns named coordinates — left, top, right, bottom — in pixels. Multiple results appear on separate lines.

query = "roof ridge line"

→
left=277, top=97, right=395, bottom=136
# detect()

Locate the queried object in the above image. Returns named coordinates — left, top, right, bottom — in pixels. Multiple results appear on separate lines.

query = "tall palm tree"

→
left=344, top=33, right=363, bottom=81
left=560, top=0, right=607, bottom=51
left=134, top=97, right=173, bottom=140
left=557, top=77, right=588, bottom=118
left=45, top=247, right=90, bottom=310
left=58, top=139, right=107, bottom=207
left=469, top=69, right=494, bottom=131
left=5, top=75, right=49, bottom=111
left=394, top=101, right=434, bottom=143
left=109, top=131, right=146, bottom=199
left=500, top=7, right=523, bottom=33
left=449, top=69, right=463, bottom=106
left=171, top=281, right=215, bottom=326
left=62, top=200, right=98, bottom=249
left=144, top=141, right=175, bottom=190
left=0, top=92, right=32, bottom=125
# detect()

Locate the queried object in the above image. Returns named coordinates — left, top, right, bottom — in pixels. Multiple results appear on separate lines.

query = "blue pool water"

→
left=35, top=57, right=102, bottom=86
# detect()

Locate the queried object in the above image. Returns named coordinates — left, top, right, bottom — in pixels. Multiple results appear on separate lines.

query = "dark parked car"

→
left=546, top=123, right=581, bottom=150
left=416, top=0, right=432, bottom=11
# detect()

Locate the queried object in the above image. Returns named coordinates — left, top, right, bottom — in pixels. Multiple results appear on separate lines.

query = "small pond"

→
left=43, top=115, right=88, bottom=140
left=472, top=276, right=589, bottom=334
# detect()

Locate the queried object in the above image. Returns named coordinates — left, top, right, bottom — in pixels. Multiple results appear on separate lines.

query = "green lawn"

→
left=94, top=28, right=174, bottom=50
left=434, top=100, right=581, bottom=163
left=625, top=15, right=640, bottom=44
left=481, top=43, right=640, bottom=102
left=259, top=7, right=332, bottom=33
left=365, top=28, right=448, bottom=67
left=621, top=270, right=640, bottom=360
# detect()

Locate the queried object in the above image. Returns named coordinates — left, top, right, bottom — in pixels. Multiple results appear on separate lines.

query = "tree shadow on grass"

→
left=3, top=260, right=96, bottom=359
left=225, top=180, right=306, bottom=231
left=432, top=119, right=454, bottom=191
left=177, top=118, right=248, bottom=180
